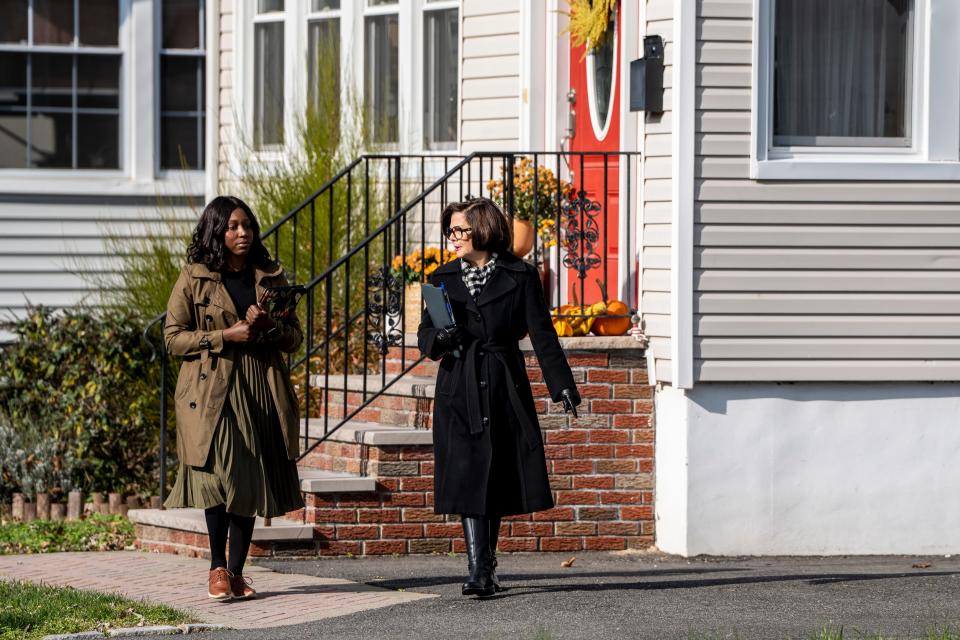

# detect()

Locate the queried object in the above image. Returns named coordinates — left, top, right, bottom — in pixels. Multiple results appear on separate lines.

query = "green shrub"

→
left=0, top=307, right=161, bottom=495
left=0, top=423, right=76, bottom=503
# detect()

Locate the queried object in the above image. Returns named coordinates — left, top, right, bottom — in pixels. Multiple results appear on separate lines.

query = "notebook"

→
left=421, top=283, right=461, bottom=358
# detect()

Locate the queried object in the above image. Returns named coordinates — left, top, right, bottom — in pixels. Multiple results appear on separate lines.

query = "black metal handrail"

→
left=144, top=150, right=640, bottom=500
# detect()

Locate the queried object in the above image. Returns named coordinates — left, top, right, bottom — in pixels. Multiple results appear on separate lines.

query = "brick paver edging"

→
left=0, top=551, right=435, bottom=630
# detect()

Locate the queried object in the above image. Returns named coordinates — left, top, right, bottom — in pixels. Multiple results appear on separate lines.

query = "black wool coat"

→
left=417, top=252, right=577, bottom=517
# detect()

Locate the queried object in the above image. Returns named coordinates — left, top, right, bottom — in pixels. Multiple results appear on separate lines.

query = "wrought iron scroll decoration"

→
left=560, top=189, right=603, bottom=279
left=366, top=267, right=404, bottom=354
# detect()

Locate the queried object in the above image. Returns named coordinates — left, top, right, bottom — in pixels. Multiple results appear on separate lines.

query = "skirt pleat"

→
left=165, top=349, right=304, bottom=518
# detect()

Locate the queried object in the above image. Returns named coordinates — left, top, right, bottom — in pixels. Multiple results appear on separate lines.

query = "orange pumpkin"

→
left=590, top=279, right=633, bottom=336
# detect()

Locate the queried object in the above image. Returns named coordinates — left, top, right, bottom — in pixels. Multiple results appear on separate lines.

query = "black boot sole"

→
left=462, top=584, right=496, bottom=597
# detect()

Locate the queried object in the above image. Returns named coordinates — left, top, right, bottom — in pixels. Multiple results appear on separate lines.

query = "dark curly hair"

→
left=187, top=195, right=272, bottom=271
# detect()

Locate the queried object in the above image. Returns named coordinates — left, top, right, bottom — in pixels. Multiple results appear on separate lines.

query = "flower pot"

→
left=512, top=219, right=535, bottom=258
left=404, top=282, right=422, bottom=335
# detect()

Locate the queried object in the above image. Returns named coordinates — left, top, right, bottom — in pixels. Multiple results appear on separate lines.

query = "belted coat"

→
left=164, top=262, right=303, bottom=467
left=417, top=252, right=577, bottom=516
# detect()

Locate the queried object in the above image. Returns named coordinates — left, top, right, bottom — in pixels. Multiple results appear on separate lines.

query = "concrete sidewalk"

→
left=0, top=551, right=435, bottom=630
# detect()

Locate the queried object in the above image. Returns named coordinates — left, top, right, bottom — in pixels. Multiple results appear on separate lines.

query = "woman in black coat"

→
left=417, top=197, right=581, bottom=597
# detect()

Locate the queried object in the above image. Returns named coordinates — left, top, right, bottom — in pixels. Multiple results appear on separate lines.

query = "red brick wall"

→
left=137, top=347, right=654, bottom=558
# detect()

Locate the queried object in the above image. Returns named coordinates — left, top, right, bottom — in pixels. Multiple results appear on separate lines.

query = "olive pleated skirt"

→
left=165, top=348, right=304, bottom=518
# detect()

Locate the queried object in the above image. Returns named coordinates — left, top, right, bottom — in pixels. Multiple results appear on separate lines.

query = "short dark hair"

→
left=441, top=197, right=513, bottom=255
left=187, top=195, right=272, bottom=271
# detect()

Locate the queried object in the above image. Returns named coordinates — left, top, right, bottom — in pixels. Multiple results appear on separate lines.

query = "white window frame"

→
left=305, top=0, right=342, bottom=118
left=251, top=2, right=288, bottom=152
left=0, top=0, right=207, bottom=196
left=237, top=0, right=460, bottom=161
left=362, top=0, right=402, bottom=148
left=156, top=0, right=207, bottom=174
left=421, top=0, right=458, bottom=151
left=751, top=0, right=960, bottom=181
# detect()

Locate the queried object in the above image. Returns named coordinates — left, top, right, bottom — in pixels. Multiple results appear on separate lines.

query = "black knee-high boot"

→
left=489, top=516, right=502, bottom=592
left=461, top=515, right=495, bottom=597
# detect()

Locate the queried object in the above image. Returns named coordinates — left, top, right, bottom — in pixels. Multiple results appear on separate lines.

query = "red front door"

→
left=566, top=3, right=621, bottom=307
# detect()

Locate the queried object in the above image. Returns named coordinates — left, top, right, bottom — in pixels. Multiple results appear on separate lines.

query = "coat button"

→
left=478, top=350, right=485, bottom=357
left=479, top=380, right=487, bottom=388
left=203, top=296, right=210, bottom=304
left=482, top=416, right=489, bottom=425
left=472, top=311, right=481, bottom=321
left=205, top=315, right=213, bottom=323
left=199, top=373, right=207, bottom=381
left=189, top=401, right=197, bottom=409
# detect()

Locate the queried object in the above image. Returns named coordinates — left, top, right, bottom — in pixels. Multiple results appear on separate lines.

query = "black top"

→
left=222, top=267, right=257, bottom=319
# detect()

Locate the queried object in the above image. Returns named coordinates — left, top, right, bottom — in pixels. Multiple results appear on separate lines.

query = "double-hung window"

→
left=254, top=1, right=285, bottom=148
left=160, top=0, right=206, bottom=170
left=753, top=0, right=960, bottom=180
left=422, top=0, right=458, bottom=150
left=773, top=0, right=912, bottom=148
left=307, top=0, right=340, bottom=120
left=0, top=0, right=122, bottom=169
left=364, top=0, right=399, bottom=144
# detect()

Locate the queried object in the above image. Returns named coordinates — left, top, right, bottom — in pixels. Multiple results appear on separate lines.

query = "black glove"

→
left=560, top=388, right=581, bottom=418
left=434, top=325, right=464, bottom=355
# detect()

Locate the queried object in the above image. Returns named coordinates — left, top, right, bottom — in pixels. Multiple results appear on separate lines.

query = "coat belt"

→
left=462, top=340, right=541, bottom=450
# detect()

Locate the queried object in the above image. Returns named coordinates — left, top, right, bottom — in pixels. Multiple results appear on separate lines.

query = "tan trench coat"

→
left=164, top=262, right=303, bottom=467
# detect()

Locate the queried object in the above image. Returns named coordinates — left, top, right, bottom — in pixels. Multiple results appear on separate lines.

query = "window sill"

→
left=752, top=158, right=960, bottom=181
left=0, top=171, right=206, bottom=197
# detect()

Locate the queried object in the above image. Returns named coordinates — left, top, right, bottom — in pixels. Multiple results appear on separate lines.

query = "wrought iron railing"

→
left=144, top=151, right=639, bottom=501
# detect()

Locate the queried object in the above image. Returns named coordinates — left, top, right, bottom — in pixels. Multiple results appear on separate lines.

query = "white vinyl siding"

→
left=641, top=0, right=674, bottom=382
left=459, top=0, right=520, bottom=152
left=694, top=0, right=960, bottom=382
left=216, top=0, right=236, bottom=190
left=0, top=200, right=195, bottom=320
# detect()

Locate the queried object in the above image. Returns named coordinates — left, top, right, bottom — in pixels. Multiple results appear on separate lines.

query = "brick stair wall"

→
left=135, top=339, right=653, bottom=559
left=286, top=342, right=651, bottom=557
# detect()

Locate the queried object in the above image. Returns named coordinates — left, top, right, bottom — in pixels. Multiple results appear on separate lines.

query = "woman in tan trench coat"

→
left=164, top=195, right=304, bottom=602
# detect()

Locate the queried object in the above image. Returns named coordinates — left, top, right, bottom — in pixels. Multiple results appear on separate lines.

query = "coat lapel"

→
left=434, top=259, right=479, bottom=313
left=474, top=268, right=517, bottom=307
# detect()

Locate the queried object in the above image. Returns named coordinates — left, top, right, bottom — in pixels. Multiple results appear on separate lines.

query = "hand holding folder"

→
left=421, top=283, right=462, bottom=358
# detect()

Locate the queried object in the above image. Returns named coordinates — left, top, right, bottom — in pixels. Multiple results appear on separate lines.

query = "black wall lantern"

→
left=629, top=35, right=665, bottom=114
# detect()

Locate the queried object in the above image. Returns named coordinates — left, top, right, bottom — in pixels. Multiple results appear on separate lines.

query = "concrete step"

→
left=129, top=508, right=313, bottom=543
left=300, top=418, right=432, bottom=446
left=298, top=418, right=434, bottom=477
left=298, top=467, right=377, bottom=493
left=307, top=373, right=435, bottom=397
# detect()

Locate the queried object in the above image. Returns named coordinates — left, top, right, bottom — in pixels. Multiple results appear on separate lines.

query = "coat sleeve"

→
left=417, top=276, right=446, bottom=361
left=264, top=272, right=304, bottom=354
left=522, top=265, right=576, bottom=402
left=164, top=268, right=226, bottom=357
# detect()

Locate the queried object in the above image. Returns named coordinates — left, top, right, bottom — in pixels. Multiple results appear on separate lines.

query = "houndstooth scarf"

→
left=461, top=253, right=498, bottom=298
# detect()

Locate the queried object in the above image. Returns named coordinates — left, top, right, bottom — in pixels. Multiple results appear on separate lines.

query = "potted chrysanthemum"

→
left=487, top=157, right=574, bottom=258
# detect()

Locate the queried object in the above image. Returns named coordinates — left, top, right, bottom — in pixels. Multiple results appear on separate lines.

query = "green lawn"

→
left=0, top=514, right=134, bottom=554
left=0, top=580, right=193, bottom=640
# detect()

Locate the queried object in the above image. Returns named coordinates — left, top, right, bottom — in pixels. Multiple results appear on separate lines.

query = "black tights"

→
left=204, top=504, right=256, bottom=576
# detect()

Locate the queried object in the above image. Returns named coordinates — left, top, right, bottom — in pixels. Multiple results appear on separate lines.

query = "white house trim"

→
left=519, top=1, right=546, bottom=151
left=204, top=0, right=220, bottom=201
left=751, top=0, right=960, bottom=181
left=670, top=0, right=695, bottom=390
left=617, top=0, right=638, bottom=307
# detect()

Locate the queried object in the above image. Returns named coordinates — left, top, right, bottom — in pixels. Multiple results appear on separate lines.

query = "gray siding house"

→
left=6, top=0, right=960, bottom=555
left=0, top=0, right=211, bottom=323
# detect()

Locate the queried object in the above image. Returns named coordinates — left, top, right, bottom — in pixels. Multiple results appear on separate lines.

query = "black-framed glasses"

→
left=444, top=226, right=473, bottom=240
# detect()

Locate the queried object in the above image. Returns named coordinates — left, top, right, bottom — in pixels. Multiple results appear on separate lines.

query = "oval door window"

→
left=586, top=11, right=617, bottom=140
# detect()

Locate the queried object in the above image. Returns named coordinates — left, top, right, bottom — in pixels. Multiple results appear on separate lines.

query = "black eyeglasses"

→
left=444, top=226, right=473, bottom=240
